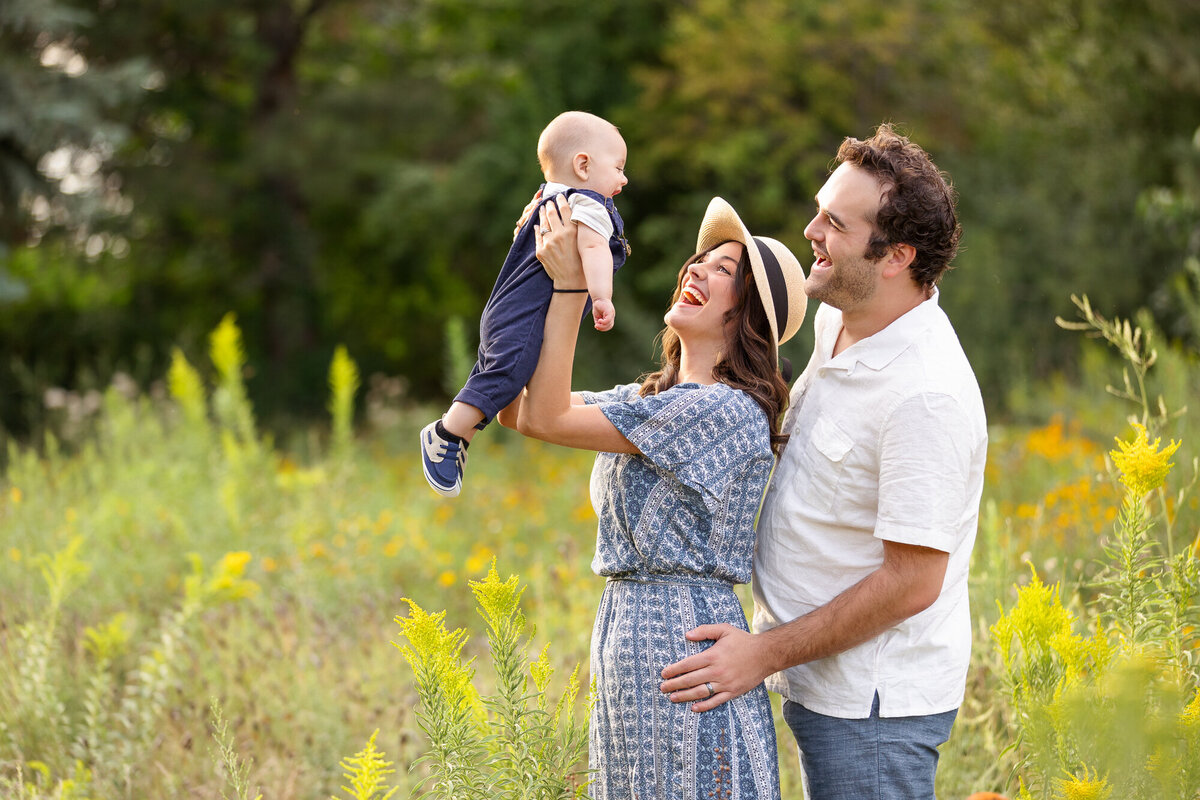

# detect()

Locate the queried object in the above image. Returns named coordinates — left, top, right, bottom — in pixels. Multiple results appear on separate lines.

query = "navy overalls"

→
left=454, top=187, right=628, bottom=426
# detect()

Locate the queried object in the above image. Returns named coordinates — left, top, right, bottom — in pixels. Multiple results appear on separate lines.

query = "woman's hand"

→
left=536, top=195, right=587, bottom=290
left=512, top=189, right=543, bottom=241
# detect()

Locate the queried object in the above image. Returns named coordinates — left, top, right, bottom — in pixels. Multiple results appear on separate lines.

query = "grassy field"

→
left=2, top=314, right=1198, bottom=799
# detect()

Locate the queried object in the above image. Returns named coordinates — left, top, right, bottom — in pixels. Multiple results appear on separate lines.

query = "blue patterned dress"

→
left=579, top=381, right=781, bottom=800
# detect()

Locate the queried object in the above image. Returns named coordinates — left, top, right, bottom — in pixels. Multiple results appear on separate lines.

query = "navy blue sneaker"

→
left=421, top=420, right=467, bottom=497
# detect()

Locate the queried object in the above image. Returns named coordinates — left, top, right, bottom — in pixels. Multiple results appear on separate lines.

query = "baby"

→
left=420, top=110, right=630, bottom=497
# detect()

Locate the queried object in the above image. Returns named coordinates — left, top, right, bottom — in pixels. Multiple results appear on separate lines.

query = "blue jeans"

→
left=782, top=694, right=957, bottom=800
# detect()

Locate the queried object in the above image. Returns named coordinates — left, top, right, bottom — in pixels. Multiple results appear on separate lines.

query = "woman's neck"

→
left=677, top=343, right=720, bottom=385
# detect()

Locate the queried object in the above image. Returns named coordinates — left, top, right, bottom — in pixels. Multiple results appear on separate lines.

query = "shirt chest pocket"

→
left=799, top=416, right=854, bottom=513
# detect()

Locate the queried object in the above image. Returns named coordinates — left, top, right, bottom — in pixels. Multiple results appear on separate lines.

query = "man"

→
left=659, top=124, right=987, bottom=800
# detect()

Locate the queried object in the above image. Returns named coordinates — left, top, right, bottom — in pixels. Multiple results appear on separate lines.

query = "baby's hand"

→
left=592, top=298, right=615, bottom=332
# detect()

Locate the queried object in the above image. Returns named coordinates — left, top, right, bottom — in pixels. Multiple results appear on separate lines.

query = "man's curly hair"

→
left=836, top=123, right=961, bottom=289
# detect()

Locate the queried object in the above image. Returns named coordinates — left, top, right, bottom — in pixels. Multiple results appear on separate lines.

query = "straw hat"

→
left=695, top=197, right=808, bottom=348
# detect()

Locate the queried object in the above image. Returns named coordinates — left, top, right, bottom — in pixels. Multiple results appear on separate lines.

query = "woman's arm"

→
left=497, top=390, right=591, bottom=430
left=515, top=197, right=638, bottom=454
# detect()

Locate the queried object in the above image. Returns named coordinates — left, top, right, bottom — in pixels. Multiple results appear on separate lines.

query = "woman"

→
left=501, top=195, right=807, bottom=800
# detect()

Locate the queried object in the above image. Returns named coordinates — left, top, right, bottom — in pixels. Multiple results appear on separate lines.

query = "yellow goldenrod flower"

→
left=1180, top=691, right=1200, bottom=726
left=168, top=348, right=208, bottom=425
left=530, top=643, right=554, bottom=693
left=210, top=313, right=246, bottom=384
left=437, top=570, right=456, bottom=587
left=393, top=600, right=483, bottom=722
left=1110, top=422, right=1181, bottom=497
left=218, top=551, right=253, bottom=576
left=84, top=613, right=131, bottom=662
left=465, top=544, right=494, bottom=575
left=992, top=568, right=1074, bottom=669
left=470, top=560, right=524, bottom=630
left=1055, top=766, right=1112, bottom=800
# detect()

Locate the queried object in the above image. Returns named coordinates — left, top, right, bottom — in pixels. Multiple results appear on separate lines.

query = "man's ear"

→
left=572, top=152, right=590, bottom=182
left=882, top=242, right=916, bottom=277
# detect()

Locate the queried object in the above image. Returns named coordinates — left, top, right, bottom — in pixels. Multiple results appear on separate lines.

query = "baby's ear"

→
left=572, top=152, right=590, bottom=182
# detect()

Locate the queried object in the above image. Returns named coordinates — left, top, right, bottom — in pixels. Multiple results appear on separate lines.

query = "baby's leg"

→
left=443, top=402, right=485, bottom=442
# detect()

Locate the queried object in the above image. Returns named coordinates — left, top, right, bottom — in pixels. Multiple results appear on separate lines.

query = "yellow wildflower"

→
left=8, top=547, right=20, bottom=562
left=218, top=551, right=252, bottom=576
left=469, top=560, right=524, bottom=631
left=1181, top=690, right=1200, bottom=727
left=393, top=600, right=484, bottom=722
left=530, top=643, right=554, bottom=693
left=1110, top=422, right=1181, bottom=497
left=84, top=613, right=131, bottom=662
left=210, top=313, right=246, bottom=383
left=1055, top=766, right=1112, bottom=800
left=465, top=544, right=494, bottom=575
left=992, top=568, right=1074, bottom=669
left=437, top=570, right=456, bottom=587
left=9, top=486, right=21, bottom=504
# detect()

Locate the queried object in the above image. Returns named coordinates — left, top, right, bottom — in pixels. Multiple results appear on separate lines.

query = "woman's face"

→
left=664, top=241, right=744, bottom=343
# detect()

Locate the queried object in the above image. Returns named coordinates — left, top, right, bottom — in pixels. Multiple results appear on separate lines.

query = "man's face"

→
left=802, top=163, right=887, bottom=312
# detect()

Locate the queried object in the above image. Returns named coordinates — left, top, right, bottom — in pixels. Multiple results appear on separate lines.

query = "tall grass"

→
left=0, top=305, right=1197, bottom=798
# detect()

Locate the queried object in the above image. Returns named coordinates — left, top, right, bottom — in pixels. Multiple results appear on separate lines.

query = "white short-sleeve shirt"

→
left=752, top=290, right=988, bottom=719
left=542, top=181, right=614, bottom=240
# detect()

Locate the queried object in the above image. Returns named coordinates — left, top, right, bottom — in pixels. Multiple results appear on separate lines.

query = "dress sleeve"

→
left=579, top=382, right=641, bottom=406
left=598, top=384, right=771, bottom=496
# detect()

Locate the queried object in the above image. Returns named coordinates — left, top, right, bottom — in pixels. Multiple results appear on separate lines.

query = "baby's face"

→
left=585, top=129, right=628, bottom=199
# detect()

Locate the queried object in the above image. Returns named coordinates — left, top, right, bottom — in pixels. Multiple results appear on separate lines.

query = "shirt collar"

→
left=826, top=288, right=943, bottom=373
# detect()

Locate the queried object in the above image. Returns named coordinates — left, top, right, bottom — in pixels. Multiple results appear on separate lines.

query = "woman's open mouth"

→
left=680, top=283, right=707, bottom=306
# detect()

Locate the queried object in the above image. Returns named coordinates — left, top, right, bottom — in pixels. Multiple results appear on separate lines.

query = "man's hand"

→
left=659, top=624, right=774, bottom=713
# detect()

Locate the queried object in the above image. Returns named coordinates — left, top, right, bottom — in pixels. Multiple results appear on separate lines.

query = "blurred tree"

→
left=0, top=0, right=149, bottom=433
left=0, top=0, right=146, bottom=248
left=1, top=0, right=676, bottom=434
left=1, top=0, right=1198, bottom=437
left=314, top=0, right=675, bottom=400
left=621, top=0, right=983, bottom=370
left=944, top=0, right=1200, bottom=406
left=1140, top=126, right=1200, bottom=345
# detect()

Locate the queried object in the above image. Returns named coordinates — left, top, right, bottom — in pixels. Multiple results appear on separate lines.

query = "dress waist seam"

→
left=605, top=573, right=734, bottom=589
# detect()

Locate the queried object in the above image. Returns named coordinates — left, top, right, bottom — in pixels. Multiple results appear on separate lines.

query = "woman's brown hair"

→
left=639, top=245, right=791, bottom=454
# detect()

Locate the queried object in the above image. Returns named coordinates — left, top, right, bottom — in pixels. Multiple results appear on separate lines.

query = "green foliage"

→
left=0, top=538, right=259, bottom=796
left=0, top=314, right=606, bottom=798
left=993, top=300, right=1200, bottom=799
left=209, top=698, right=262, bottom=800
left=441, top=316, right=473, bottom=399
left=3, top=0, right=1200, bottom=434
left=395, top=562, right=593, bottom=800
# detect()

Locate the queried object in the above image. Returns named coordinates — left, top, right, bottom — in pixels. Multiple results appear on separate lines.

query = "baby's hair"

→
left=537, top=111, right=619, bottom=177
